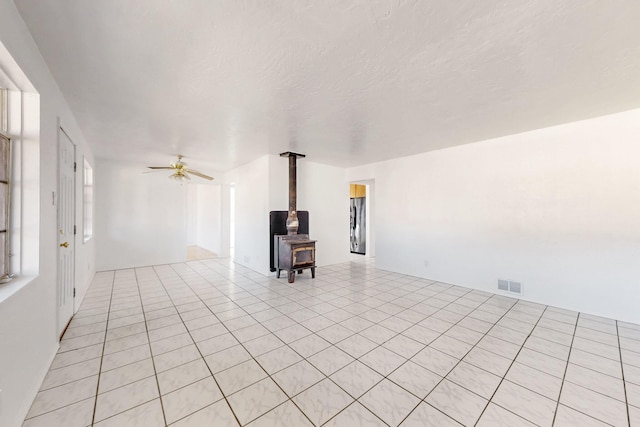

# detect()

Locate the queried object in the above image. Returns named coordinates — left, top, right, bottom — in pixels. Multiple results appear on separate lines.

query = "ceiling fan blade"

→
left=147, top=166, right=174, bottom=170
left=185, top=168, right=214, bottom=180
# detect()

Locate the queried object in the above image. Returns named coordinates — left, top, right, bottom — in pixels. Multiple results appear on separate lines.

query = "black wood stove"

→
left=273, top=152, right=316, bottom=283
left=274, top=234, right=316, bottom=283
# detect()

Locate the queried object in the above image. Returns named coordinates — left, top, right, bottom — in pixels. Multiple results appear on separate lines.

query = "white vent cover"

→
left=509, top=281, right=522, bottom=294
left=498, top=279, right=523, bottom=295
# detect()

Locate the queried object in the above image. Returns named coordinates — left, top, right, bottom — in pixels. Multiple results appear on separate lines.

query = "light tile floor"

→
left=23, top=258, right=640, bottom=426
left=186, top=246, right=217, bottom=261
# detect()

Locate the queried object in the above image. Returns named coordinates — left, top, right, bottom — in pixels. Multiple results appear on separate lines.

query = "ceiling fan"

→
left=146, top=155, right=214, bottom=181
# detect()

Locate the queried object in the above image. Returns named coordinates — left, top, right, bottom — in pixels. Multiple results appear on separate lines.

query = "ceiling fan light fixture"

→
left=169, top=171, right=189, bottom=181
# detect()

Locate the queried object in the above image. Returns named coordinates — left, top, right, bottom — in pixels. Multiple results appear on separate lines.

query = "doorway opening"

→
left=350, top=184, right=366, bottom=255
left=186, top=183, right=222, bottom=261
left=349, top=180, right=375, bottom=259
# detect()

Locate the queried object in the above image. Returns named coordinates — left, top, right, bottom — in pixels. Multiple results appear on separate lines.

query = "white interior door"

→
left=57, top=128, right=75, bottom=337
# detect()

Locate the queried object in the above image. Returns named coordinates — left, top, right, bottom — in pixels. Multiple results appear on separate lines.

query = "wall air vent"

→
left=498, top=279, right=523, bottom=295
left=509, top=281, right=522, bottom=294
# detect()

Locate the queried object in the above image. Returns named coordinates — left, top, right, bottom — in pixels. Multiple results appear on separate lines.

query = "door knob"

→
left=59, top=242, right=69, bottom=248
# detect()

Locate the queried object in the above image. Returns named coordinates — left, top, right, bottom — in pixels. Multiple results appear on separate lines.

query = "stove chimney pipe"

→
left=280, top=151, right=305, bottom=235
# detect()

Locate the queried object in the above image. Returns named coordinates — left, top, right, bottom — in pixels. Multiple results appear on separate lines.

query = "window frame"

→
left=83, top=157, right=94, bottom=242
left=0, top=130, right=12, bottom=282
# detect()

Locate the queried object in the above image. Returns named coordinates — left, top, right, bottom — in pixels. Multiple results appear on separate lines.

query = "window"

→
left=0, top=131, right=11, bottom=282
left=83, top=158, right=93, bottom=242
left=0, top=87, right=10, bottom=282
left=0, top=48, right=42, bottom=292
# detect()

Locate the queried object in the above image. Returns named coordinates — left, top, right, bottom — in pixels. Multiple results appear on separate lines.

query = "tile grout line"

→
left=450, top=303, right=545, bottom=423
left=43, top=354, right=103, bottom=375
left=167, top=261, right=322, bottom=426
left=185, top=260, right=377, bottom=424
left=549, top=312, right=580, bottom=426
left=313, top=284, right=484, bottom=425
left=21, top=290, right=113, bottom=421
left=546, top=316, right=631, bottom=425
left=173, top=264, right=631, bottom=426
left=468, top=305, right=552, bottom=427
left=243, top=267, right=393, bottom=407
left=132, top=268, right=169, bottom=426
left=164, top=265, right=513, bottom=425
left=60, top=322, right=140, bottom=348
left=43, top=259, right=637, bottom=427
left=306, top=285, right=513, bottom=425
left=245, top=270, right=462, bottom=424
left=616, top=320, right=632, bottom=427
left=249, top=273, right=519, bottom=424
left=90, top=272, right=116, bottom=426
left=152, top=264, right=246, bottom=427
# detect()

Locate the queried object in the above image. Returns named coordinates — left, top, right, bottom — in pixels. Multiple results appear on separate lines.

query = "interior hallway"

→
left=23, top=258, right=640, bottom=426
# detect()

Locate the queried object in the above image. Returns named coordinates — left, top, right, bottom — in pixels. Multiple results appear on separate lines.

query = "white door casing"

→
left=57, top=127, right=75, bottom=337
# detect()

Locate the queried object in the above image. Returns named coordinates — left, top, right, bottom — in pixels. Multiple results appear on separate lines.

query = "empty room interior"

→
left=1, top=1, right=640, bottom=426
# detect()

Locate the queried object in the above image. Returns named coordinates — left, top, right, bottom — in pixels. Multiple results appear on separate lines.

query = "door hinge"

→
left=74, top=225, right=76, bottom=235
left=73, top=288, right=76, bottom=298
left=74, top=162, right=77, bottom=172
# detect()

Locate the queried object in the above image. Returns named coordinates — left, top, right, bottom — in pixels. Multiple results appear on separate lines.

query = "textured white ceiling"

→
left=14, top=0, right=640, bottom=170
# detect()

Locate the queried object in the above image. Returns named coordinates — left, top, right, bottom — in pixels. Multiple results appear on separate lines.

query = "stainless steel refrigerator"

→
left=350, top=197, right=366, bottom=254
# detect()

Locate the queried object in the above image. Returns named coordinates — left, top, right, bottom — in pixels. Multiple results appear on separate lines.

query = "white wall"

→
left=268, top=155, right=288, bottom=211
left=296, top=160, right=350, bottom=267
left=225, top=156, right=270, bottom=274
left=218, top=184, right=231, bottom=258
left=196, top=184, right=222, bottom=255
left=95, top=158, right=187, bottom=270
left=348, top=109, right=640, bottom=324
left=186, top=184, right=198, bottom=245
left=0, top=1, right=95, bottom=425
